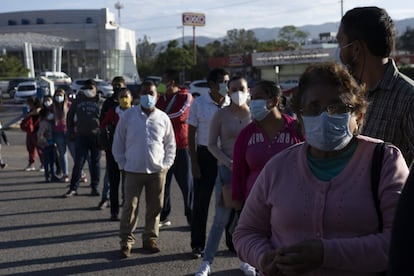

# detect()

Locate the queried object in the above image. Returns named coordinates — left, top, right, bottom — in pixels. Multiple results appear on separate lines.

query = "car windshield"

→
left=19, top=85, right=35, bottom=91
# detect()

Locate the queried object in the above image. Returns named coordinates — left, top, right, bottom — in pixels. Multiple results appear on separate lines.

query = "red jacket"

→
left=156, top=88, right=193, bottom=149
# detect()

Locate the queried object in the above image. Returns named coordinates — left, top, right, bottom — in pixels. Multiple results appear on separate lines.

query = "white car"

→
left=279, top=79, right=298, bottom=91
left=14, top=81, right=38, bottom=103
left=188, top=80, right=210, bottom=97
left=71, top=78, right=113, bottom=98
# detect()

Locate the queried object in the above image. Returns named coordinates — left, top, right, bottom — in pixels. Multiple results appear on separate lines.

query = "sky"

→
left=1, top=0, right=414, bottom=43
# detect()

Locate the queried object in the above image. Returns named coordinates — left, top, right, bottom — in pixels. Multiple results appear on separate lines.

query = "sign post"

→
left=182, top=12, right=205, bottom=65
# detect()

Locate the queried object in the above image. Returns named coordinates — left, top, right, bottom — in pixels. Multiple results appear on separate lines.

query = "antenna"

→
left=114, top=1, right=124, bottom=25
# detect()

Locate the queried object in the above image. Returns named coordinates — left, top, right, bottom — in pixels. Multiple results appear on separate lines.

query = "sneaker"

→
left=24, top=163, right=36, bottom=171
left=240, top=262, right=256, bottom=276
left=0, top=163, right=7, bottom=169
left=80, top=173, right=88, bottom=183
left=98, top=199, right=110, bottom=209
left=192, top=247, right=204, bottom=259
left=120, top=246, right=131, bottom=259
left=60, top=175, right=70, bottom=183
left=39, top=165, right=45, bottom=172
left=143, top=240, right=160, bottom=253
left=63, top=189, right=78, bottom=198
left=159, top=219, right=172, bottom=227
left=195, top=261, right=211, bottom=276
left=90, top=188, right=100, bottom=196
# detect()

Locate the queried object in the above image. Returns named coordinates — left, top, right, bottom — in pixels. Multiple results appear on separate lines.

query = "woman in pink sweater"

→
left=233, top=62, right=409, bottom=275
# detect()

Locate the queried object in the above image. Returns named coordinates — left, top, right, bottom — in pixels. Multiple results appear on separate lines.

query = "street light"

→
left=177, top=26, right=185, bottom=84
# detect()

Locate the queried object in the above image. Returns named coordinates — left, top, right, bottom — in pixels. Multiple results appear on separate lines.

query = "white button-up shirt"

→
left=187, top=92, right=230, bottom=146
left=112, top=106, right=176, bottom=173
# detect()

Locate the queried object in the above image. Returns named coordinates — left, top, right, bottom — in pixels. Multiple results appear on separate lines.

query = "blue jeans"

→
left=54, top=131, right=68, bottom=176
left=203, top=165, right=232, bottom=263
left=43, top=145, right=57, bottom=181
left=69, top=134, right=101, bottom=191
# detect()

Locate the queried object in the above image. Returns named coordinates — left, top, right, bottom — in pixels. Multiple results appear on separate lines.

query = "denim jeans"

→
left=101, top=170, right=110, bottom=200
left=54, top=131, right=68, bottom=176
left=69, top=134, right=101, bottom=191
left=106, top=150, right=124, bottom=216
left=43, top=145, right=56, bottom=181
left=160, top=148, right=193, bottom=222
left=202, top=165, right=233, bottom=263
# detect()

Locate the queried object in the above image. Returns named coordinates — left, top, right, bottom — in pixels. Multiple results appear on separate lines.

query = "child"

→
left=0, top=121, right=9, bottom=168
left=37, top=108, right=58, bottom=182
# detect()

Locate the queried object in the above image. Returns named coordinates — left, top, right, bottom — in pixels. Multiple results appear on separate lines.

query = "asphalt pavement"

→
left=0, top=97, right=244, bottom=276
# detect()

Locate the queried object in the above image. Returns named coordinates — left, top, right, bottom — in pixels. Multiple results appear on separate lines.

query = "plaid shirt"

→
left=361, top=58, right=414, bottom=165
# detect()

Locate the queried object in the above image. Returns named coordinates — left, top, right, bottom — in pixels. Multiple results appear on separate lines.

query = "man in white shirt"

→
left=112, top=80, right=176, bottom=258
left=188, top=68, right=230, bottom=258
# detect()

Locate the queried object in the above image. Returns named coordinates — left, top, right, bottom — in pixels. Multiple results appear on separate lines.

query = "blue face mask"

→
left=218, top=82, right=228, bottom=96
left=249, top=99, right=271, bottom=121
left=302, top=112, right=352, bottom=151
left=140, top=94, right=156, bottom=109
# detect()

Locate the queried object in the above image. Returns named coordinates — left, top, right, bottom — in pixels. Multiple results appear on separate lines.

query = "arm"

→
left=188, top=124, right=200, bottom=178
left=100, top=108, right=114, bottom=129
left=168, top=93, right=193, bottom=122
left=111, top=112, right=127, bottom=170
left=232, top=127, right=249, bottom=202
left=162, top=118, right=177, bottom=169
left=207, top=110, right=232, bottom=169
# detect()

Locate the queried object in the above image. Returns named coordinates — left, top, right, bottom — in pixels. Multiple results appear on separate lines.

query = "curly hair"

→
left=291, top=62, right=367, bottom=120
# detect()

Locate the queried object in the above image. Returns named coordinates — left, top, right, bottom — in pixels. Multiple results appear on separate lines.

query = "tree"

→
left=397, top=27, right=414, bottom=51
left=223, top=29, right=259, bottom=54
left=136, top=35, right=158, bottom=77
left=0, top=54, right=30, bottom=78
left=278, top=25, right=309, bottom=49
left=154, top=40, right=193, bottom=77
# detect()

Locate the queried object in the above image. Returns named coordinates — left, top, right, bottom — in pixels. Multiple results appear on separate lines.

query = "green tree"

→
left=0, top=54, right=29, bottom=78
left=154, top=40, right=193, bottom=77
left=136, top=35, right=158, bottom=77
left=278, top=25, right=309, bottom=49
left=397, top=27, right=414, bottom=51
left=223, top=29, right=259, bottom=54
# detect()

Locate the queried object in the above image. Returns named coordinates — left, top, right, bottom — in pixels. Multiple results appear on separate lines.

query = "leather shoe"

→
left=143, top=240, right=160, bottom=253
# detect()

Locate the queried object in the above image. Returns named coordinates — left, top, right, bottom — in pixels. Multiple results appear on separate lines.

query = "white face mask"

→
left=55, top=95, right=64, bottom=103
left=44, top=100, right=53, bottom=107
left=218, top=82, right=228, bottom=96
left=230, top=91, right=249, bottom=106
left=82, top=89, right=95, bottom=98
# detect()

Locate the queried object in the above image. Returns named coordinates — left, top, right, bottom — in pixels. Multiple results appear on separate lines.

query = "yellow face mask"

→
left=119, top=97, right=131, bottom=109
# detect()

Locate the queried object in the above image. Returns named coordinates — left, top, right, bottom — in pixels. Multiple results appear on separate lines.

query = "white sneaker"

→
left=195, top=261, right=211, bottom=276
left=159, top=219, right=172, bottom=227
left=240, top=261, right=256, bottom=276
left=39, top=165, right=45, bottom=172
left=24, top=164, right=36, bottom=171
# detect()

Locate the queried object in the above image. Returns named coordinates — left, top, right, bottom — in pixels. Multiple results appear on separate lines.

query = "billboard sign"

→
left=182, top=12, right=206, bottom=26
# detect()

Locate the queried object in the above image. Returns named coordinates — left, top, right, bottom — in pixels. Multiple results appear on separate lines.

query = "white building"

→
left=0, top=9, right=139, bottom=81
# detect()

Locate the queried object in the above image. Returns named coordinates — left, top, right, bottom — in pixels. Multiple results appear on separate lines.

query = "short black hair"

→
left=341, top=6, right=396, bottom=57
left=163, top=69, right=179, bottom=84
left=112, top=76, right=125, bottom=85
left=84, top=79, right=96, bottom=88
left=207, top=68, right=230, bottom=83
left=253, top=80, right=281, bottom=100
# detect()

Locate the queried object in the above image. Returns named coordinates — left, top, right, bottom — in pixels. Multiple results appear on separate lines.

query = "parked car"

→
left=279, top=79, right=299, bottom=91
left=143, top=76, right=162, bottom=86
left=40, top=71, right=72, bottom=84
left=14, top=81, right=38, bottom=103
left=71, top=78, right=113, bottom=98
left=188, top=80, right=210, bottom=97
left=7, top=78, right=36, bottom=98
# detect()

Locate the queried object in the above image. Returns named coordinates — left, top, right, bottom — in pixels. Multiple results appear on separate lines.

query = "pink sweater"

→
left=233, top=136, right=408, bottom=275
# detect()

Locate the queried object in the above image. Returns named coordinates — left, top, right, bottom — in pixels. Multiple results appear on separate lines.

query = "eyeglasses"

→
left=300, top=103, right=354, bottom=116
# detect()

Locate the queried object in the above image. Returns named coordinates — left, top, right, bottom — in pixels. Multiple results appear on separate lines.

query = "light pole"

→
left=177, top=26, right=185, bottom=83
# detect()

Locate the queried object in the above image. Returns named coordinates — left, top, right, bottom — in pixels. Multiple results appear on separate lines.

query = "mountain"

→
left=160, top=18, right=414, bottom=47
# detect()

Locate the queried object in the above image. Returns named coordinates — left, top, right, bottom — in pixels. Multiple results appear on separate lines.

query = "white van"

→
left=39, top=71, right=72, bottom=84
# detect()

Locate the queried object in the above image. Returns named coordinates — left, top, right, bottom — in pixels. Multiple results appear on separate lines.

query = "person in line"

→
left=100, top=87, right=133, bottom=221
left=156, top=69, right=193, bottom=227
left=52, top=88, right=71, bottom=182
left=195, top=76, right=253, bottom=276
left=233, top=62, right=409, bottom=275
left=37, top=108, right=59, bottom=182
left=97, top=76, right=127, bottom=210
left=336, top=6, right=414, bottom=165
left=64, top=79, right=102, bottom=197
left=388, top=167, right=414, bottom=275
left=112, top=81, right=176, bottom=258
left=232, top=80, right=304, bottom=209
left=0, top=121, right=9, bottom=169
left=188, top=68, right=230, bottom=259
left=20, top=97, right=43, bottom=171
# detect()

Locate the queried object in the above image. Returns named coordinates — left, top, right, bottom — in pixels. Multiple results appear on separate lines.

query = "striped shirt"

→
left=361, top=58, right=414, bottom=165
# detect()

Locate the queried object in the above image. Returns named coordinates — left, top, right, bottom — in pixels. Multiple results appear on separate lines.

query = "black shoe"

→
left=64, top=189, right=77, bottom=198
left=192, top=247, right=204, bottom=259
left=110, top=214, right=119, bottom=221
left=0, top=163, right=7, bottom=169
left=98, top=199, right=110, bottom=209
left=90, top=188, right=100, bottom=196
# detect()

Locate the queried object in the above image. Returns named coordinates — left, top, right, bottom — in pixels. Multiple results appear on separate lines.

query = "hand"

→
left=261, top=250, right=283, bottom=276
left=274, top=239, right=323, bottom=275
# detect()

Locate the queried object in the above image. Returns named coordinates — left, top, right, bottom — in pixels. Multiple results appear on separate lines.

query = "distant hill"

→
left=158, top=18, right=414, bottom=48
